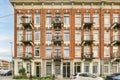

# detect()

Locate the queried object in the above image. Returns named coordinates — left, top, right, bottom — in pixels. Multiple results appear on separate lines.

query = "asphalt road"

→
left=0, top=76, right=13, bottom=80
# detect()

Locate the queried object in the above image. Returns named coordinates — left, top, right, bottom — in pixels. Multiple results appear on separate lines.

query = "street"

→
left=0, top=76, right=13, bottom=80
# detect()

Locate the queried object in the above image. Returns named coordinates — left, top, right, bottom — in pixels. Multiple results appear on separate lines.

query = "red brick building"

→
left=10, top=0, right=120, bottom=78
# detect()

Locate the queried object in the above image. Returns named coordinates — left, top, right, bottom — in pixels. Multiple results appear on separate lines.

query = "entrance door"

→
left=63, top=62, right=70, bottom=78
left=36, top=66, right=41, bottom=77
left=55, top=62, right=60, bottom=75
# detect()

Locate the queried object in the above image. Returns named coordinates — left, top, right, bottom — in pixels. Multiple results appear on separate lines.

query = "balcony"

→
left=21, top=16, right=33, bottom=29
left=51, top=17, right=63, bottom=30
left=110, top=35, right=120, bottom=46
left=81, top=35, right=94, bottom=45
left=53, top=52, right=62, bottom=62
left=111, top=52, right=120, bottom=62
left=82, top=22, right=93, bottom=29
left=51, top=36, right=63, bottom=45
left=111, top=22, right=120, bottom=29
left=21, top=52, right=33, bottom=61
left=82, top=52, right=94, bottom=61
left=21, top=35, right=33, bottom=45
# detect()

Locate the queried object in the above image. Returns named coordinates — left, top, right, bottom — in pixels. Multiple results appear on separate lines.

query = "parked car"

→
left=2, top=70, right=12, bottom=76
left=106, top=73, right=120, bottom=80
left=71, top=72, right=104, bottom=80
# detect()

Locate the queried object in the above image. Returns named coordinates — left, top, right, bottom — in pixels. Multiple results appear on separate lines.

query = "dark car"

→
left=3, top=70, right=12, bottom=76
left=106, top=73, right=120, bottom=80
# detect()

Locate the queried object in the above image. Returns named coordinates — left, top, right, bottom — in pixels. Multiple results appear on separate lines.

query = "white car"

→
left=71, top=72, right=104, bottom=80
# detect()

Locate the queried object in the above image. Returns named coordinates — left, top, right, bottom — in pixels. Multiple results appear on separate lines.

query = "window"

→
left=46, top=30, right=52, bottom=43
left=46, top=13, right=52, bottom=26
left=113, top=46, right=118, bottom=57
left=93, top=13, right=99, bottom=25
left=46, top=62, right=52, bottom=75
left=75, top=13, right=81, bottom=26
left=17, top=46, right=23, bottom=57
left=84, top=46, right=90, bottom=54
left=113, top=13, right=119, bottom=23
left=54, top=47, right=61, bottom=56
left=104, top=30, right=110, bottom=43
left=75, top=30, right=81, bottom=43
left=74, top=62, right=81, bottom=74
left=34, top=13, right=40, bottom=25
left=17, top=30, right=23, bottom=42
left=104, top=62, right=109, bottom=73
left=93, top=62, right=98, bottom=73
left=113, top=30, right=118, bottom=40
left=17, top=13, right=22, bottom=24
left=26, top=46, right=32, bottom=54
left=55, top=13, right=61, bottom=21
left=26, top=13, right=32, bottom=23
left=93, top=46, right=98, bottom=57
left=64, top=30, right=70, bottom=42
left=93, top=30, right=99, bottom=42
left=84, top=63, right=89, bottom=72
left=104, top=46, right=110, bottom=57
left=26, top=31, right=32, bottom=40
left=104, top=13, right=110, bottom=27
left=64, top=13, right=70, bottom=26
left=46, top=46, right=52, bottom=58
left=84, top=13, right=90, bottom=23
left=18, top=62, right=22, bottom=71
left=112, top=63, right=118, bottom=73
left=64, top=47, right=69, bottom=58
left=63, top=62, right=70, bottom=78
left=26, top=63, right=30, bottom=73
left=75, top=46, right=81, bottom=57
left=84, top=30, right=90, bottom=40
left=34, top=30, right=40, bottom=42
left=34, top=46, right=40, bottom=57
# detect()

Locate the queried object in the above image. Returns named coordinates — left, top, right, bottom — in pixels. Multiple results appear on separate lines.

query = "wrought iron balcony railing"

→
left=20, top=35, right=33, bottom=45
left=111, top=22, right=120, bottom=29
left=82, top=22, right=94, bottom=29
left=81, top=35, right=94, bottom=45
left=21, top=16, right=33, bottom=29
left=82, top=52, right=94, bottom=61
left=111, top=52, right=120, bottom=62
left=52, top=52, right=62, bottom=62
left=51, top=17, right=63, bottom=30
left=51, top=36, right=63, bottom=45
left=110, top=35, right=120, bottom=45
left=20, top=52, right=33, bottom=61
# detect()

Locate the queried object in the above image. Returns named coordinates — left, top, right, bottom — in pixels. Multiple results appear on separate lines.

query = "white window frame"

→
left=75, top=46, right=81, bottom=57
left=17, top=30, right=23, bottom=42
left=104, top=30, right=110, bottom=43
left=34, top=46, right=40, bottom=57
left=46, top=46, right=52, bottom=58
left=104, top=13, right=110, bottom=27
left=34, top=13, right=40, bottom=25
left=113, top=13, right=119, bottom=23
left=104, top=46, right=110, bottom=57
left=75, top=13, right=81, bottom=26
left=34, top=30, right=40, bottom=42
left=93, top=46, right=98, bottom=57
left=17, top=46, right=23, bottom=57
left=64, top=47, right=69, bottom=58
left=93, top=30, right=99, bottom=43
left=46, top=30, right=52, bottom=43
left=93, top=13, right=99, bottom=26
left=84, top=13, right=90, bottom=23
left=64, top=13, right=70, bottom=26
left=46, top=13, right=52, bottom=27
left=75, top=30, right=81, bottom=43
left=64, top=30, right=70, bottom=43
left=17, top=13, right=22, bottom=25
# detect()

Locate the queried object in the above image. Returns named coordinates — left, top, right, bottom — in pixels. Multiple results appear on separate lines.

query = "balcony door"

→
left=55, top=62, right=61, bottom=75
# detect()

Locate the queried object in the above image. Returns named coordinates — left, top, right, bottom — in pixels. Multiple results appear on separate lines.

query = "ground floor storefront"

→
left=14, top=59, right=120, bottom=78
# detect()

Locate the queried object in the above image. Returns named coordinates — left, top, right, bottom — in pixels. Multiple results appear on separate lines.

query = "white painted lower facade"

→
left=14, top=58, right=120, bottom=78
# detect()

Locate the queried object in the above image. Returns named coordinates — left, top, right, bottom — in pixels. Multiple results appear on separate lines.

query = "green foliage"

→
left=18, top=68, right=27, bottom=77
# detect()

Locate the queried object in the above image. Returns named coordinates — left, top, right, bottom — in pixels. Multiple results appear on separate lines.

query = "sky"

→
left=0, top=0, right=14, bottom=61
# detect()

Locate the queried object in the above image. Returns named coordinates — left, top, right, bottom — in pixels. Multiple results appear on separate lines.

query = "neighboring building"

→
left=0, top=60, right=10, bottom=70
left=10, top=0, right=120, bottom=78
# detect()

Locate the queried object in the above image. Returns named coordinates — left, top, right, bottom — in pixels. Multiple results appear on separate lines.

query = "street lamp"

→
left=9, top=42, right=13, bottom=76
